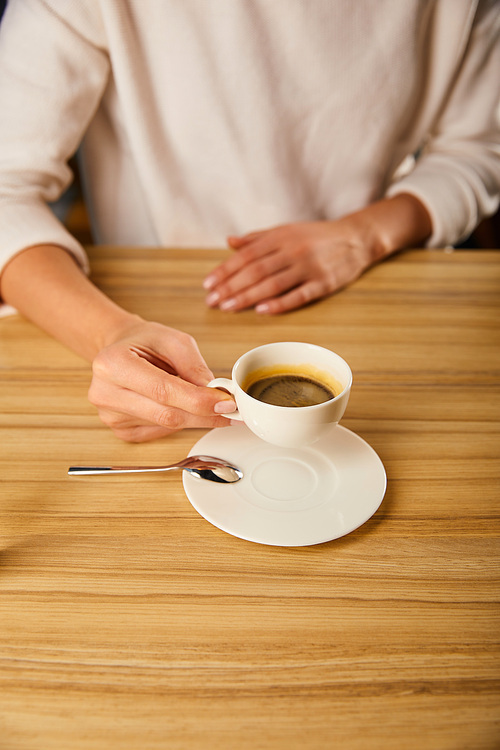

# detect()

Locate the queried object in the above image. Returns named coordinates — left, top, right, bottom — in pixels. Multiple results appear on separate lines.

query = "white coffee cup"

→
left=208, top=342, right=352, bottom=448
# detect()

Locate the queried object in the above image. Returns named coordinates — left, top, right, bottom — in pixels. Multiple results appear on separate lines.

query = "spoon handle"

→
left=68, top=465, right=179, bottom=476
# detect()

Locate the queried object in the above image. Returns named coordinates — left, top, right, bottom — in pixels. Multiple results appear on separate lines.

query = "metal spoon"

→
left=68, top=455, right=243, bottom=483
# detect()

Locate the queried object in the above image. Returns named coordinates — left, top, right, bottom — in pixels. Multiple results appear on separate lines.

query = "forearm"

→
left=0, top=244, right=140, bottom=361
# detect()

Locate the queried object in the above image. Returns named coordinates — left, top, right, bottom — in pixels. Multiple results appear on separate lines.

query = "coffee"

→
left=243, top=364, right=341, bottom=408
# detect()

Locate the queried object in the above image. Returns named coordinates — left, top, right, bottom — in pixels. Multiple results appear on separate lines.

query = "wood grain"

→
left=1, top=247, right=499, bottom=750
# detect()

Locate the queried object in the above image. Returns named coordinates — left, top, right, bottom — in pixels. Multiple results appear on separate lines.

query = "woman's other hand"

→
left=204, top=195, right=432, bottom=314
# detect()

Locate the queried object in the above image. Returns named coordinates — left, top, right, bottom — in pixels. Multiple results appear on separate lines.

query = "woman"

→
left=0, top=0, right=498, bottom=441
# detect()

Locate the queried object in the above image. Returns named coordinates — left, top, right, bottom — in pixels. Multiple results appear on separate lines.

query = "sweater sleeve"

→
left=387, top=0, right=500, bottom=247
left=0, top=0, right=110, bottom=309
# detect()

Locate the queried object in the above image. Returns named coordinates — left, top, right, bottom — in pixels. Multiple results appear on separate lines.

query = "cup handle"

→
left=207, top=378, right=243, bottom=421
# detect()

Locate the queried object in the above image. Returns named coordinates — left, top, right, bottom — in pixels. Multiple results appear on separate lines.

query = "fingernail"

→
left=206, top=291, right=220, bottom=306
left=220, top=298, right=237, bottom=311
left=255, top=302, right=270, bottom=314
left=203, top=275, right=216, bottom=290
left=214, top=400, right=237, bottom=414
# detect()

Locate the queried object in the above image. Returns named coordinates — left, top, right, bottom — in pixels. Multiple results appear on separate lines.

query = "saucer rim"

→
left=183, top=423, right=387, bottom=546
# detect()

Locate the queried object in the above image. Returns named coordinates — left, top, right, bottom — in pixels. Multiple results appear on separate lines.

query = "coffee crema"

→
left=242, top=364, right=342, bottom=408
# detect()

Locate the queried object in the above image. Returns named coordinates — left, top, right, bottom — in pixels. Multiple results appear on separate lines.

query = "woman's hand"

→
left=0, top=244, right=237, bottom=443
left=203, top=195, right=432, bottom=314
left=88, top=319, right=236, bottom=442
left=203, top=219, right=381, bottom=314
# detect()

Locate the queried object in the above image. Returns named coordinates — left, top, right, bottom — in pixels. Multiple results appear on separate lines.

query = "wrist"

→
left=94, top=309, right=144, bottom=354
left=342, top=193, right=433, bottom=261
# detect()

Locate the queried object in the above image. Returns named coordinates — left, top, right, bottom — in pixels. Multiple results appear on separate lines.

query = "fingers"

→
left=207, top=253, right=306, bottom=311
left=219, top=265, right=312, bottom=312
left=227, top=231, right=267, bottom=248
left=96, top=412, right=226, bottom=443
left=89, top=372, right=232, bottom=442
left=204, top=224, right=330, bottom=312
left=255, top=279, right=330, bottom=314
left=87, top=320, right=237, bottom=441
left=91, top=346, right=234, bottom=418
left=95, top=402, right=230, bottom=443
left=203, top=220, right=372, bottom=314
left=205, top=228, right=308, bottom=311
left=204, top=233, right=279, bottom=296
left=128, top=325, right=214, bottom=387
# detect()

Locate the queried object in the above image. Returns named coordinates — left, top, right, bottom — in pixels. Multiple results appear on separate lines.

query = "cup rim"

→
left=232, top=342, right=352, bottom=410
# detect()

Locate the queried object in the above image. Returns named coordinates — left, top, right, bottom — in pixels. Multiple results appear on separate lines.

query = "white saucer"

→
left=183, top=423, right=386, bottom=546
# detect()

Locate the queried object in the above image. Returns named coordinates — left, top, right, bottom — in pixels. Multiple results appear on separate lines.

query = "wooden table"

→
left=1, top=247, right=499, bottom=750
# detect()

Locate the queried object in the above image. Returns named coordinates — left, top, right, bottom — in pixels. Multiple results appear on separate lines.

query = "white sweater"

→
left=0, top=0, right=499, bottom=288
